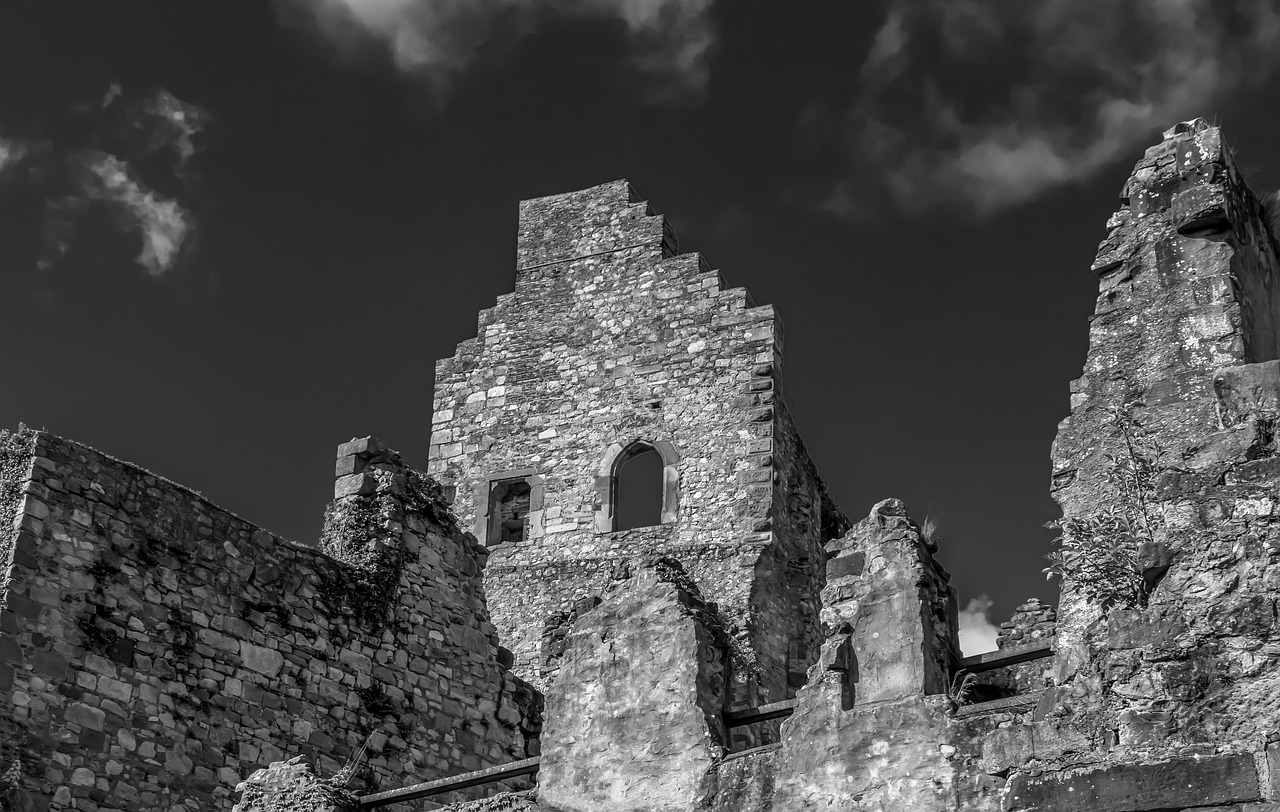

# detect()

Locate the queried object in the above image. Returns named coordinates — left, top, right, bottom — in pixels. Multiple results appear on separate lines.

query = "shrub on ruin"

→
left=1045, top=403, right=1164, bottom=610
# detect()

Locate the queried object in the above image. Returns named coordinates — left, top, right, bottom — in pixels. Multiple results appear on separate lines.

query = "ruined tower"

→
left=1049, top=118, right=1280, bottom=760
left=428, top=180, right=849, bottom=715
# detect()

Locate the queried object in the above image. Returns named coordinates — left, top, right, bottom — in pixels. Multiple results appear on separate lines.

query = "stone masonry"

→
left=1050, top=118, right=1280, bottom=757
left=0, top=431, right=539, bottom=811
left=13, top=117, right=1280, bottom=812
left=428, top=180, right=849, bottom=725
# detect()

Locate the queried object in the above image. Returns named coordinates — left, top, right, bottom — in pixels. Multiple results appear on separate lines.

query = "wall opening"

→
left=614, top=444, right=663, bottom=531
left=487, top=478, right=532, bottom=545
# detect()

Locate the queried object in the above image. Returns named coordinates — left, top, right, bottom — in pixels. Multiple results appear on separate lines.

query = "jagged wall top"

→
left=515, top=180, right=679, bottom=279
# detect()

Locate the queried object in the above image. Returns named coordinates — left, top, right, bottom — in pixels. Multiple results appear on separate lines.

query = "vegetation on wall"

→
left=1045, top=403, right=1166, bottom=610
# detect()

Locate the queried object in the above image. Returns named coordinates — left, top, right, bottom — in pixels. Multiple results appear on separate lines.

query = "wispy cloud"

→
left=84, top=153, right=192, bottom=276
left=277, top=0, right=716, bottom=96
left=958, top=595, right=999, bottom=656
left=1, top=86, right=209, bottom=275
left=813, top=0, right=1280, bottom=216
left=0, top=137, right=25, bottom=174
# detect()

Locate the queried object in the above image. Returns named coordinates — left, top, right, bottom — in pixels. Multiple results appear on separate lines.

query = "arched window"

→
left=613, top=442, right=663, bottom=531
left=594, top=439, right=679, bottom=533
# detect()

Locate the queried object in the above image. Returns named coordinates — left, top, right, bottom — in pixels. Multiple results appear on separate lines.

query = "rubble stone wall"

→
left=1050, top=118, right=1280, bottom=758
left=0, top=432, right=536, bottom=812
left=428, top=180, right=848, bottom=716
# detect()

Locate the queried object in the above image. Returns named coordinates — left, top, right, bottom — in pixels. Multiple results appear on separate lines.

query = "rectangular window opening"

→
left=487, top=478, right=532, bottom=545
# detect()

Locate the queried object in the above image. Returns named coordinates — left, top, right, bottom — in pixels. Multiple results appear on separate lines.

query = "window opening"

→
left=487, top=478, right=532, bottom=545
left=614, top=444, right=663, bottom=531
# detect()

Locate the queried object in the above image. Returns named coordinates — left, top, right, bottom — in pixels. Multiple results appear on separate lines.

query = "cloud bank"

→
left=2, top=86, right=208, bottom=275
left=822, top=0, right=1280, bottom=215
left=277, top=0, right=716, bottom=96
left=958, top=595, right=999, bottom=656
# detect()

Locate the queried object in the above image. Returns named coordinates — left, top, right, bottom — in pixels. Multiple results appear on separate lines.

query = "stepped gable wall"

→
left=0, top=431, right=537, bottom=812
left=428, top=179, right=848, bottom=716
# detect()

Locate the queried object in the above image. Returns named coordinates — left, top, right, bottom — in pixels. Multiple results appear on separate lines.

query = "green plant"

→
left=947, top=671, right=977, bottom=712
left=1045, top=402, right=1166, bottom=610
left=920, top=515, right=941, bottom=548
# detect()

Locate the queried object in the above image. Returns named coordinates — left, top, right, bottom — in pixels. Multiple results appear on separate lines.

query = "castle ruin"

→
left=3, top=118, right=1280, bottom=811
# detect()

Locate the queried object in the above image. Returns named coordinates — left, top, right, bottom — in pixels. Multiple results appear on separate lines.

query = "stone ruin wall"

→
left=1051, top=118, right=1280, bottom=759
left=0, top=431, right=539, bottom=812
left=12, top=118, right=1280, bottom=812
left=424, top=120, right=1280, bottom=812
left=428, top=180, right=848, bottom=719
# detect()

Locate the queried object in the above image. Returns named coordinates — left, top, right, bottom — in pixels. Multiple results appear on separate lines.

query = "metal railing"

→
left=359, top=757, right=540, bottom=808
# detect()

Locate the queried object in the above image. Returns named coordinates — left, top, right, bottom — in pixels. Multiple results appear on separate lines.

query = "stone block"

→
left=826, top=552, right=864, bottom=581
left=333, top=473, right=376, bottom=500
left=334, top=455, right=366, bottom=477
left=1268, top=741, right=1280, bottom=801
left=1215, top=361, right=1280, bottom=427
left=335, top=436, right=387, bottom=460
left=65, top=702, right=106, bottom=732
left=1005, top=753, right=1260, bottom=811
left=1172, top=184, right=1229, bottom=233
left=240, top=643, right=285, bottom=677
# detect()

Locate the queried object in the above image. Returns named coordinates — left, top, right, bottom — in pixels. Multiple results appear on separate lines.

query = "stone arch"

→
left=593, top=438, right=679, bottom=532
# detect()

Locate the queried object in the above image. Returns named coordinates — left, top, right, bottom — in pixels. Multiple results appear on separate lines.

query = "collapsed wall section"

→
left=0, top=431, right=538, bottom=811
left=1049, top=118, right=1280, bottom=757
left=429, top=180, right=847, bottom=718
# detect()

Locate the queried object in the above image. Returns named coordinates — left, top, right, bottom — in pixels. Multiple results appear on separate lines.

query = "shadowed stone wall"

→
left=0, top=432, right=538, bottom=811
left=428, top=180, right=848, bottom=720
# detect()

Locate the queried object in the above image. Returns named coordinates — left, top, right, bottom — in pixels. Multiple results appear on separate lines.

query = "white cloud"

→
left=1, top=86, right=210, bottom=276
left=277, top=0, right=716, bottom=96
left=139, top=89, right=209, bottom=176
left=824, top=0, right=1280, bottom=214
left=958, top=595, right=999, bottom=656
left=0, top=137, right=26, bottom=174
left=84, top=153, right=192, bottom=277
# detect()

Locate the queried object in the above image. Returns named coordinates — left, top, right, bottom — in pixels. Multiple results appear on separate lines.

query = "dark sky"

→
left=3, top=1, right=1279, bottom=651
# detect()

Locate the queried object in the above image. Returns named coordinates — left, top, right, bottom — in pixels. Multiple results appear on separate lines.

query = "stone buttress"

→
left=428, top=180, right=849, bottom=723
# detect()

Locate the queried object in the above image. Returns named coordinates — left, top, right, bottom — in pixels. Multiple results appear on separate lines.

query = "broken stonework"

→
left=972, top=598, right=1058, bottom=699
left=537, top=559, right=729, bottom=812
left=1048, top=117, right=1280, bottom=764
left=756, top=501, right=973, bottom=811
left=14, top=118, right=1280, bottom=812
left=232, top=756, right=356, bottom=812
left=0, top=433, right=538, bottom=810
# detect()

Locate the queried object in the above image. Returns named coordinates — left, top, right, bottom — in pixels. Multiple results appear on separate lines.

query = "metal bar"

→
left=954, top=689, right=1046, bottom=718
left=957, top=643, right=1053, bottom=674
left=358, top=757, right=541, bottom=808
left=723, top=698, right=798, bottom=728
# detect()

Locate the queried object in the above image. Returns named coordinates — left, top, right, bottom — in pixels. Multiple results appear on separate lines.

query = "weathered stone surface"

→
left=428, top=179, right=849, bottom=731
left=1048, top=117, right=1280, bottom=773
left=819, top=499, right=958, bottom=703
left=0, top=432, right=539, bottom=810
left=10, top=121, right=1280, bottom=812
left=538, top=560, right=728, bottom=812
left=1004, top=754, right=1261, bottom=811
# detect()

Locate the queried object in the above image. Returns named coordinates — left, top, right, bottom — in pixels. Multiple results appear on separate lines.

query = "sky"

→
left=4, top=1, right=1280, bottom=655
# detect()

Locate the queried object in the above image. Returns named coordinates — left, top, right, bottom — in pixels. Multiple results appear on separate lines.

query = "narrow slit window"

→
left=614, top=444, right=663, bottom=531
left=487, top=478, right=532, bottom=545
